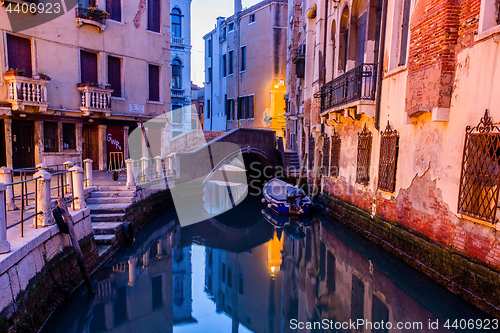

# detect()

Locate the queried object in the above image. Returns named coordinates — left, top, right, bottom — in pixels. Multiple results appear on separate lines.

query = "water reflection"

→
left=42, top=199, right=492, bottom=333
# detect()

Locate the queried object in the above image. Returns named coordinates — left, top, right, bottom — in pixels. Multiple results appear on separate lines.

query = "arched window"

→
left=338, top=6, right=349, bottom=73
left=172, top=59, right=182, bottom=89
left=171, top=8, right=182, bottom=37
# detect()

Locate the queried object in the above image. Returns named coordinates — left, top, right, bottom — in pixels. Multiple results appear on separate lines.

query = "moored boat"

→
left=262, top=178, right=312, bottom=215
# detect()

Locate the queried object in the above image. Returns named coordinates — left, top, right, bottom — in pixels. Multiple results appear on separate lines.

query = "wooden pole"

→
left=56, top=199, right=94, bottom=294
left=297, top=152, right=308, bottom=188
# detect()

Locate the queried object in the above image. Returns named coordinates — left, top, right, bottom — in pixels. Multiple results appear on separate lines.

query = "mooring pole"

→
left=297, top=152, right=308, bottom=188
left=56, top=199, right=94, bottom=294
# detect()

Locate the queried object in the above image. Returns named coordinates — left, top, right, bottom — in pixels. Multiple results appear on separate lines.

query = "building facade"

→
left=170, top=0, right=193, bottom=138
left=287, top=0, right=500, bottom=306
left=0, top=0, right=171, bottom=171
left=203, top=0, right=288, bottom=142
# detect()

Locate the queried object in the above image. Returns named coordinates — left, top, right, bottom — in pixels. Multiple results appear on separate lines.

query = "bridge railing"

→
left=124, top=156, right=175, bottom=186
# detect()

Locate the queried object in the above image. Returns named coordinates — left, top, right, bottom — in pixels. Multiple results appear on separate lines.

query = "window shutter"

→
left=355, top=13, right=367, bottom=67
left=7, top=35, right=32, bottom=77
left=81, top=51, right=98, bottom=84
left=248, top=96, right=254, bottom=118
left=148, top=0, right=160, bottom=32
left=107, top=0, right=121, bottom=21
left=399, top=0, right=411, bottom=66
left=148, top=64, right=160, bottom=102
left=108, top=56, right=121, bottom=97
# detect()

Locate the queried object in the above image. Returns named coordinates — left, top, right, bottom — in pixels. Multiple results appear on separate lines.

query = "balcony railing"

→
left=171, top=36, right=184, bottom=46
left=75, top=6, right=107, bottom=31
left=171, top=88, right=185, bottom=97
left=316, top=63, right=377, bottom=112
left=78, top=85, right=113, bottom=116
left=5, top=75, right=49, bottom=112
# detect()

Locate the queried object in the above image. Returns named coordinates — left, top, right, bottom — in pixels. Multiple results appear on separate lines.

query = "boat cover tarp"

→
left=265, top=179, right=295, bottom=201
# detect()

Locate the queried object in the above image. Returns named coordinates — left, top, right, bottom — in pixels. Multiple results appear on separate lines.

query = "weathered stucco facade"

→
left=0, top=1, right=172, bottom=170
left=287, top=0, right=500, bottom=315
left=203, top=0, right=288, bottom=141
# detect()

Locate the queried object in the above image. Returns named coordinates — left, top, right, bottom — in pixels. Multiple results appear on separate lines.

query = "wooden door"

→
left=12, top=120, right=34, bottom=169
left=82, top=125, right=99, bottom=169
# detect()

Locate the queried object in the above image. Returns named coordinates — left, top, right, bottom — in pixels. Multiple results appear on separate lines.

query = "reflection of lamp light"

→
left=271, top=266, right=276, bottom=272
left=274, top=84, right=280, bottom=89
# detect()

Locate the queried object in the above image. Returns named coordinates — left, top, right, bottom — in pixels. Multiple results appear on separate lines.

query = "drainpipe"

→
left=210, top=33, right=214, bottom=131
left=236, top=14, right=241, bottom=129
left=322, top=0, right=329, bottom=86
left=374, top=0, right=388, bottom=131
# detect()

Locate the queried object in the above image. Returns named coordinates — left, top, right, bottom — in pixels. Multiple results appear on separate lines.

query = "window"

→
left=479, top=0, right=500, bottom=32
left=228, top=51, right=234, bottom=75
left=147, top=0, right=160, bottom=32
left=378, top=122, right=399, bottom=192
left=207, top=39, right=213, bottom=57
left=249, top=13, right=255, bottom=24
left=148, top=64, right=160, bottom=102
left=221, top=27, right=227, bottom=41
left=63, top=124, right=76, bottom=149
left=226, top=98, right=234, bottom=120
left=458, top=111, right=500, bottom=223
left=152, top=275, right=164, bottom=309
left=241, top=46, right=247, bottom=71
left=171, top=8, right=182, bottom=37
left=107, top=55, right=122, bottom=97
left=399, top=0, right=411, bottom=66
left=172, top=59, right=182, bottom=89
left=106, top=0, right=121, bottom=21
left=322, top=135, right=330, bottom=175
left=356, top=124, right=373, bottom=186
left=207, top=100, right=211, bottom=119
left=228, top=22, right=234, bottom=31
left=227, top=268, right=232, bottom=287
left=221, top=263, right=226, bottom=282
left=207, top=67, right=212, bottom=83
left=80, top=50, right=98, bottom=84
left=173, top=273, right=184, bottom=306
left=172, top=105, right=182, bottom=123
left=44, top=122, right=58, bottom=152
left=308, top=134, right=315, bottom=170
left=222, top=54, right=227, bottom=77
left=238, top=275, right=243, bottom=295
left=237, top=96, right=254, bottom=119
left=330, top=129, right=341, bottom=177
left=7, top=34, right=32, bottom=77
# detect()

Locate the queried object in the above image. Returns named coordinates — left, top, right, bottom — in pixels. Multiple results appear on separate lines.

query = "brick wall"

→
left=405, top=0, right=462, bottom=115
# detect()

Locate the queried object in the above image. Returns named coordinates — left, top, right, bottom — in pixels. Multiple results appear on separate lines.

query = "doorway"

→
left=12, top=120, right=34, bottom=169
left=83, top=125, right=99, bottom=169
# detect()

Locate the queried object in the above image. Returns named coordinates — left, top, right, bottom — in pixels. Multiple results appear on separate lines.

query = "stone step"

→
left=94, top=234, right=116, bottom=245
left=88, top=203, right=129, bottom=214
left=90, top=191, right=136, bottom=198
left=96, top=185, right=132, bottom=191
left=92, top=222, right=123, bottom=235
left=97, top=244, right=112, bottom=257
left=87, top=197, right=135, bottom=205
left=91, top=213, right=123, bottom=222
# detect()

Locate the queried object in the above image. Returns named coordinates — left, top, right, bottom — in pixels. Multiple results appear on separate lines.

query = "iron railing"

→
left=377, top=122, right=399, bottom=193
left=316, top=63, right=377, bottom=112
left=458, top=111, right=500, bottom=223
left=6, top=177, right=41, bottom=237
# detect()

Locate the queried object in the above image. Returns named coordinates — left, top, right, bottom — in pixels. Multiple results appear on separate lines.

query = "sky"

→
left=191, top=0, right=261, bottom=86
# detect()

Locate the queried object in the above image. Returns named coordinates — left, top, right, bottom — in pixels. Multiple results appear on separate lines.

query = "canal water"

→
left=41, top=195, right=493, bottom=333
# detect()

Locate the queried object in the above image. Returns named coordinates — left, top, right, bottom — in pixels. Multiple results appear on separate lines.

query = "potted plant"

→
left=87, top=7, right=110, bottom=20
left=77, top=82, right=98, bottom=87
left=5, top=68, right=24, bottom=76
left=34, top=72, right=51, bottom=81
left=104, top=84, right=111, bottom=89
left=307, top=4, right=317, bottom=19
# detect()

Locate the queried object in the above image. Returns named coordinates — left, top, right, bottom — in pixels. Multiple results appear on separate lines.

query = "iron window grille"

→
left=44, top=122, right=59, bottom=152
left=322, top=134, right=330, bottom=175
left=330, top=128, right=341, bottom=177
left=356, top=124, right=372, bottom=186
left=458, top=111, right=500, bottom=224
left=308, top=134, right=315, bottom=171
left=377, top=122, right=399, bottom=192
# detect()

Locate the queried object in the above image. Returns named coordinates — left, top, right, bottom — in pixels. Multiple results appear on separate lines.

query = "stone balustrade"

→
left=5, top=75, right=49, bottom=112
left=78, top=85, right=113, bottom=117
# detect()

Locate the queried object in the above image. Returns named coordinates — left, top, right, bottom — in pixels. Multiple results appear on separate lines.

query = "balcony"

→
left=171, top=88, right=185, bottom=97
left=78, top=85, right=113, bottom=117
left=316, top=63, right=377, bottom=117
left=75, top=6, right=107, bottom=31
left=5, top=75, right=49, bottom=112
left=171, top=36, right=185, bottom=47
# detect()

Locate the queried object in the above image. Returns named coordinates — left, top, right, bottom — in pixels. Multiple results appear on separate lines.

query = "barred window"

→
left=322, top=135, right=330, bottom=175
left=330, top=129, right=341, bottom=177
left=44, top=122, right=58, bottom=152
left=356, top=124, right=372, bottom=186
left=378, top=122, right=399, bottom=192
left=308, top=134, right=315, bottom=170
left=63, top=123, right=76, bottom=149
left=458, top=111, right=500, bottom=223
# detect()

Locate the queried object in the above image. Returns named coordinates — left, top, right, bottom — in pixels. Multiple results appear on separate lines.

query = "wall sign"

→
left=130, top=104, right=145, bottom=113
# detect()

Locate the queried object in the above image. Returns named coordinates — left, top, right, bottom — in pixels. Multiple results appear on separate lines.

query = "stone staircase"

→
left=87, top=185, right=136, bottom=256
left=284, top=151, right=301, bottom=172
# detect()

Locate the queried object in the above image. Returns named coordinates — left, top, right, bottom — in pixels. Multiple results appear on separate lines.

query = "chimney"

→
left=235, top=0, right=242, bottom=14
